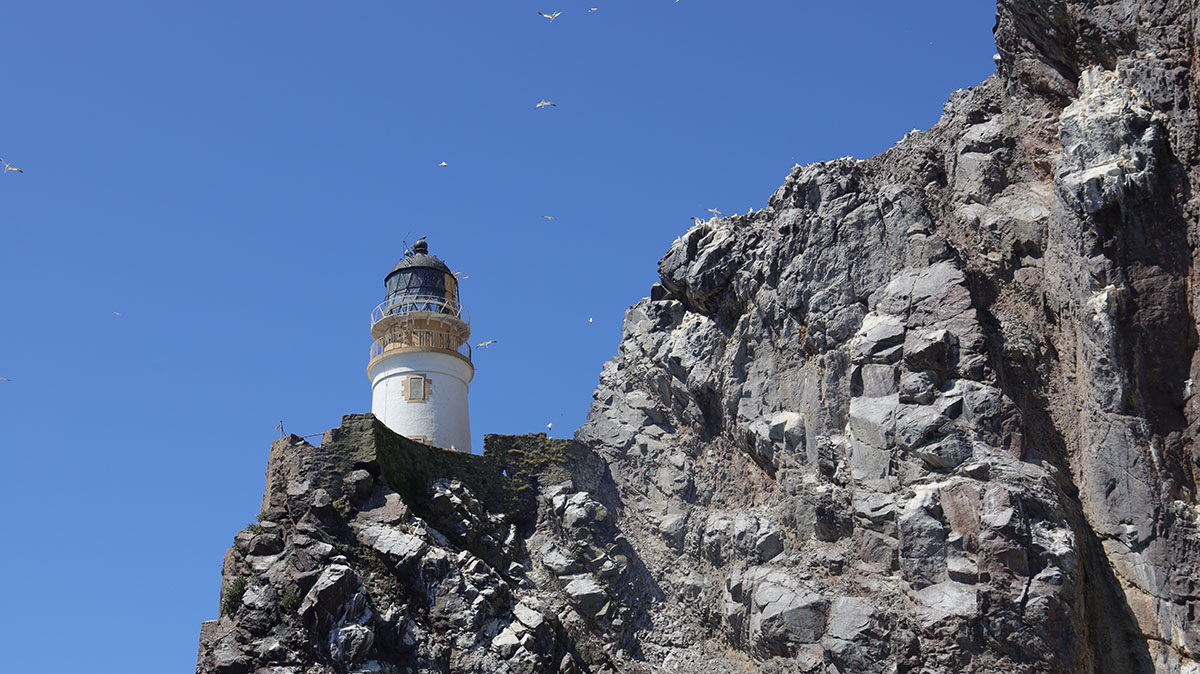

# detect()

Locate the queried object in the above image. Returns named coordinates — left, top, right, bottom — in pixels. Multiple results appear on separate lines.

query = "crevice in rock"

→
left=965, top=265, right=1155, bottom=673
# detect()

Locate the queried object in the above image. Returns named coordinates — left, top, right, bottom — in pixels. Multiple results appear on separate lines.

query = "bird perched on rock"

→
left=535, top=99, right=556, bottom=109
left=477, top=340, right=497, bottom=348
left=537, top=11, right=561, bottom=22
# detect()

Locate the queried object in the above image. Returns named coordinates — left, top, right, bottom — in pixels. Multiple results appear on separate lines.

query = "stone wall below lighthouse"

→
left=368, top=349, right=473, bottom=452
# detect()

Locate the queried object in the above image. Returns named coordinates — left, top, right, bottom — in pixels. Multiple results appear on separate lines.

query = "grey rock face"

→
left=200, top=1, right=1200, bottom=672
left=567, top=0, right=1200, bottom=671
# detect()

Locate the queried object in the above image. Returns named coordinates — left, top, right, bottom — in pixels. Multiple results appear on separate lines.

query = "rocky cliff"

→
left=197, top=1, right=1200, bottom=672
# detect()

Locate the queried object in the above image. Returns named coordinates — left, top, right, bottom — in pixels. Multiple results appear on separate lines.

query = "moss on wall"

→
left=483, top=433, right=581, bottom=522
left=318, top=415, right=587, bottom=527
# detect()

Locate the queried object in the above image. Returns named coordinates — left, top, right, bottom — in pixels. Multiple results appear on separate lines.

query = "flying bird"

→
left=0, top=377, right=10, bottom=382
left=542, top=215, right=556, bottom=221
left=477, top=340, right=497, bottom=348
left=706, top=208, right=723, bottom=216
left=538, top=11, right=562, bottom=22
left=112, top=311, right=122, bottom=317
left=438, top=161, right=448, bottom=167
left=588, top=317, right=594, bottom=323
left=453, top=271, right=469, bottom=279
left=547, top=423, right=553, bottom=431
left=4, top=163, right=22, bottom=173
left=535, top=99, right=556, bottom=109
left=588, top=7, right=598, bottom=11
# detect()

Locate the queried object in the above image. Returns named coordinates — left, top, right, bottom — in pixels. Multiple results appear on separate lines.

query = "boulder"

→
left=358, top=488, right=410, bottom=525
left=860, top=364, right=899, bottom=398
left=299, top=565, right=360, bottom=623
left=513, top=601, right=548, bottom=634
left=894, top=404, right=948, bottom=451
left=209, top=640, right=252, bottom=674
left=311, top=488, right=332, bottom=510
left=903, top=328, right=957, bottom=373
left=899, top=370, right=937, bottom=404
left=898, top=490, right=948, bottom=588
left=657, top=513, right=687, bottom=549
left=848, top=395, right=898, bottom=450
left=332, top=624, right=374, bottom=665
left=703, top=514, right=734, bottom=565
left=748, top=579, right=829, bottom=655
left=910, top=581, right=977, bottom=628
left=491, top=627, right=521, bottom=659
left=343, top=469, right=374, bottom=503
left=247, top=533, right=284, bottom=556
left=916, top=434, right=973, bottom=470
left=850, top=314, right=906, bottom=364
left=356, top=525, right=428, bottom=568
left=822, top=597, right=885, bottom=673
left=848, top=437, right=891, bottom=483
left=756, top=530, right=784, bottom=561
left=564, top=575, right=608, bottom=617
left=768, top=411, right=805, bottom=452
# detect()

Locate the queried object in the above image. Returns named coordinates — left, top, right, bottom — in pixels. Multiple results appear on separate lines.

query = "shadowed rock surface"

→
left=197, top=0, right=1200, bottom=671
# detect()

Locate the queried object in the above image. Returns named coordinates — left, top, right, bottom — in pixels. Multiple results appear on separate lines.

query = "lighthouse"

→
left=367, top=239, right=473, bottom=452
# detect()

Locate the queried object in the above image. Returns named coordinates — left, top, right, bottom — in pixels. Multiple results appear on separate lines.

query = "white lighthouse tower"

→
left=367, top=239, right=473, bottom=452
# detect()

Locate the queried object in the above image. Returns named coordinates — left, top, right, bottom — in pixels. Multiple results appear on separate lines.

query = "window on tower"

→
left=405, top=374, right=428, bottom=402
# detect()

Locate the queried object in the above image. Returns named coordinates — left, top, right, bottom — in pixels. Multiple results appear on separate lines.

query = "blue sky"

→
left=0, top=2, right=996, bottom=671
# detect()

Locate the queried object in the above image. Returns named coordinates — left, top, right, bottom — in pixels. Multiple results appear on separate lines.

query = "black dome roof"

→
left=385, top=239, right=451, bottom=280
left=388, top=253, right=451, bottom=275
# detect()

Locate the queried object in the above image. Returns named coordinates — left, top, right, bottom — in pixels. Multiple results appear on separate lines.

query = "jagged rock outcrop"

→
left=199, top=0, right=1200, bottom=672
left=198, top=416, right=639, bottom=674
left=573, top=1, right=1200, bottom=670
